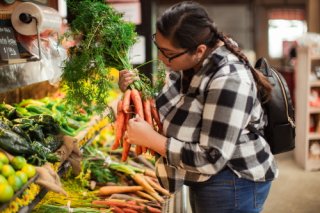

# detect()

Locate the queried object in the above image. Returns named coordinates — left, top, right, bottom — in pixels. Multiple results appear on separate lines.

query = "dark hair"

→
left=157, top=1, right=272, bottom=101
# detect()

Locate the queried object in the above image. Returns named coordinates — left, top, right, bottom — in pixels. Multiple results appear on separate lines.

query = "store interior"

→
left=0, top=0, right=320, bottom=212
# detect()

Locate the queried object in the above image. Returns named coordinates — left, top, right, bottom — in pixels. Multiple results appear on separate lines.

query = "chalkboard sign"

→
left=0, top=26, right=20, bottom=60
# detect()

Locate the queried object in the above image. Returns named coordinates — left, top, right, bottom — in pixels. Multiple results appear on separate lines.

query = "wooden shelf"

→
left=295, top=46, right=320, bottom=171
left=0, top=57, right=40, bottom=66
left=309, top=107, right=320, bottom=114
left=308, top=133, right=320, bottom=140
left=310, top=81, right=320, bottom=87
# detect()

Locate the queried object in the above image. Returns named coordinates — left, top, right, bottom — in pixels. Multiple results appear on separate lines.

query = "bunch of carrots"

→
left=111, top=73, right=162, bottom=162
left=93, top=161, right=170, bottom=213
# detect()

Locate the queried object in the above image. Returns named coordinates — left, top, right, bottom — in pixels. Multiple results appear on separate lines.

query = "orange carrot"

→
left=143, top=98, right=153, bottom=126
left=135, top=145, right=142, bottom=155
left=135, top=190, right=156, bottom=201
left=122, top=137, right=131, bottom=162
left=130, top=89, right=144, bottom=119
left=122, top=89, right=132, bottom=113
left=130, top=173, right=164, bottom=203
left=121, top=109, right=132, bottom=161
left=123, top=208, right=138, bottom=213
left=112, top=100, right=125, bottom=150
left=146, top=176, right=170, bottom=196
left=150, top=99, right=162, bottom=133
left=143, top=169, right=156, bottom=178
left=140, top=98, right=153, bottom=154
left=99, top=186, right=143, bottom=196
left=111, top=206, right=124, bottom=213
left=92, top=200, right=161, bottom=213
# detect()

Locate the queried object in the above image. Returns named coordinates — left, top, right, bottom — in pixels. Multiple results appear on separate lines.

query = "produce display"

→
left=32, top=125, right=168, bottom=213
left=0, top=93, right=169, bottom=212
left=0, top=0, right=170, bottom=212
left=0, top=96, right=99, bottom=212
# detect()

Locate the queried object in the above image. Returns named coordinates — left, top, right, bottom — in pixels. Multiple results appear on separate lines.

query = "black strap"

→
left=247, top=124, right=264, bottom=138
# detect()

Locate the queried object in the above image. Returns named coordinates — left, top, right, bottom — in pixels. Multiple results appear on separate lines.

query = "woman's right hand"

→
left=118, top=70, right=136, bottom=92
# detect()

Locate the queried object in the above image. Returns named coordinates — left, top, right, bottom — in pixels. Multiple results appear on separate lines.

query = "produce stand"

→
left=0, top=0, right=174, bottom=212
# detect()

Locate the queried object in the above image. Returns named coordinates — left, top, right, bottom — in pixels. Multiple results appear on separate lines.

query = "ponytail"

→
left=212, top=28, right=272, bottom=102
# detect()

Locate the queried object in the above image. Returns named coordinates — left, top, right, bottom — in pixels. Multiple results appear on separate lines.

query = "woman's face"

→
left=153, top=32, right=200, bottom=71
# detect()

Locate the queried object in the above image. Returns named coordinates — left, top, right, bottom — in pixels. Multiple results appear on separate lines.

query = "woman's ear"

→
left=195, top=44, right=208, bottom=59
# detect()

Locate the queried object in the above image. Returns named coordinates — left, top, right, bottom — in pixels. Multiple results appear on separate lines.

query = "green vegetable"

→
left=36, top=204, right=104, bottom=213
left=29, top=141, right=60, bottom=166
left=61, top=0, right=137, bottom=113
left=12, top=125, right=32, bottom=143
left=29, top=114, right=60, bottom=135
left=0, top=127, right=32, bottom=155
left=25, top=105, right=52, bottom=115
left=43, top=135, right=63, bottom=152
left=0, top=103, right=17, bottom=119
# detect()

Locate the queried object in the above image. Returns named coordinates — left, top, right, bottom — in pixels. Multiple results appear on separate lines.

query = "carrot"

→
left=144, top=169, right=156, bottom=178
left=143, top=98, right=153, bottom=126
left=131, top=173, right=164, bottom=203
left=111, top=206, right=125, bottom=213
left=92, top=200, right=161, bottom=213
left=123, top=208, right=138, bottom=213
left=121, top=110, right=132, bottom=161
left=109, top=193, right=149, bottom=203
left=99, top=186, right=143, bottom=196
left=146, top=176, right=170, bottom=196
left=141, top=98, right=154, bottom=154
left=112, top=100, right=125, bottom=150
left=122, top=137, right=131, bottom=162
left=135, top=145, right=142, bottom=155
left=135, top=191, right=156, bottom=201
left=130, top=89, right=144, bottom=119
left=122, top=89, right=132, bottom=113
left=150, top=99, right=162, bottom=133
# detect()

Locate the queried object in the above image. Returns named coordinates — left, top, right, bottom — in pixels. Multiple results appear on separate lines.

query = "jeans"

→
left=188, top=168, right=271, bottom=213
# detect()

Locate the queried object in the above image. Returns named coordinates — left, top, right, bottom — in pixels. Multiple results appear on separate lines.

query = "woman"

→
left=119, top=1, right=278, bottom=212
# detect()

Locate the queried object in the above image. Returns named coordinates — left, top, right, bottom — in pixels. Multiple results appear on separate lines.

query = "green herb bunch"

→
left=61, top=0, right=137, bottom=113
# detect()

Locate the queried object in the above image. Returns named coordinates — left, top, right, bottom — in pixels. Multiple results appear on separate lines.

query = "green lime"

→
left=21, top=164, right=36, bottom=179
left=0, top=161, right=3, bottom=171
left=7, top=174, right=23, bottom=192
left=0, top=152, right=9, bottom=164
left=0, top=175, right=7, bottom=184
left=0, top=183, right=14, bottom=203
left=11, top=156, right=27, bottom=170
left=15, top=171, right=28, bottom=185
left=1, top=165, right=15, bottom=178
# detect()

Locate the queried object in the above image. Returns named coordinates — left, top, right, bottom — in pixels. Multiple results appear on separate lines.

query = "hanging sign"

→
left=0, top=26, right=20, bottom=60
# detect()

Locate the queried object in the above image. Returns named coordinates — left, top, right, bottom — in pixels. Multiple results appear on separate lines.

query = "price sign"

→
left=0, top=26, right=20, bottom=60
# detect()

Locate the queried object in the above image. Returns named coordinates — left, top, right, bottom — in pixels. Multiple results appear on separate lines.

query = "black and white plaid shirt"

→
left=155, top=45, right=278, bottom=193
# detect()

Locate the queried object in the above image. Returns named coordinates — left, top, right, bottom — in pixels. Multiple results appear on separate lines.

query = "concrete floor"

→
left=263, top=152, right=320, bottom=213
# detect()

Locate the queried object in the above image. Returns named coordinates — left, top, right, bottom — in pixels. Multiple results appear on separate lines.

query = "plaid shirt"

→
left=155, top=46, right=278, bottom=193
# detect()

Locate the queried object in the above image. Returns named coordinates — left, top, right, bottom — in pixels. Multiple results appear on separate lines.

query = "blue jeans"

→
left=187, top=168, right=271, bottom=213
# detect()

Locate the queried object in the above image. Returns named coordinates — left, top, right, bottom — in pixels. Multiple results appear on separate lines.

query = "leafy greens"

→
left=61, top=0, right=137, bottom=113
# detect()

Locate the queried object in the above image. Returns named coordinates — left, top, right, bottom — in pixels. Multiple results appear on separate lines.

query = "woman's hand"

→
left=126, top=115, right=167, bottom=156
left=118, top=70, right=137, bottom=92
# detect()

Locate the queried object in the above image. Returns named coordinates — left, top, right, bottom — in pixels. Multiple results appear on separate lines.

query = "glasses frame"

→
left=152, top=33, right=190, bottom=62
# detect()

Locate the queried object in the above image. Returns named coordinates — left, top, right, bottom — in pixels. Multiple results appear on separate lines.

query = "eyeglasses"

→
left=152, top=33, right=189, bottom=62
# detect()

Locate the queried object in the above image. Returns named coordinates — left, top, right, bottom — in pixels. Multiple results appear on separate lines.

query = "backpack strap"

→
left=247, top=124, right=264, bottom=138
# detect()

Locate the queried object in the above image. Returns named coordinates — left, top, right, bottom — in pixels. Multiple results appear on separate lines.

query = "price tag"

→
left=0, top=26, right=20, bottom=60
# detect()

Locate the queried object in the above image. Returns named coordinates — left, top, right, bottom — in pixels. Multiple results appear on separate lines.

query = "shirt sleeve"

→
left=166, top=70, right=255, bottom=175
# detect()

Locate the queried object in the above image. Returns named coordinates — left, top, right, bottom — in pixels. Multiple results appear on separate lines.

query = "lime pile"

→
left=0, top=152, right=36, bottom=203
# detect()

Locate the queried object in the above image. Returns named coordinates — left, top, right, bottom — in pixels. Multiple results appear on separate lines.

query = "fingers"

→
left=118, top=70, right=136, bottom=92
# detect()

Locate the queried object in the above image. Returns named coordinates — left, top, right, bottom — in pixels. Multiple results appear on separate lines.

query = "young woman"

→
left=119, top=1, right=278, bottom=212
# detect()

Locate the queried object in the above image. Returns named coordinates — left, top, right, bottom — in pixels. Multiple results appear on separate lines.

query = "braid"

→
left=212, top=27, right=272, bottom=102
